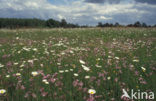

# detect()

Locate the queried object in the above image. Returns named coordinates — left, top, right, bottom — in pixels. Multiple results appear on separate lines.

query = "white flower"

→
left=17, top=51, right=21, bottom=54
left=95, top=64, right=102, bottom=68
left=45, top=81, right=49, bottom=84
left=16, top=73, right=21, bottom=76
left=141, top=67, right=146, bottom=72
left=70, top=69, right=73, bottom=71
left=57, top=63, right=61, bottom=65
left=65, top=70, right=69, bottom=72
left=85, top=76, right=90, bottom=79
left=28, top=60, right=33, bottom=63
left=74, top=73, right=79, bottom=76
left=70, top=50, right=74, bottom=53
left=133, top=59, right=139, bottom=62
left=88, top=89, right=96, bottom=94
left=20, top=64, right=24, bottom=68
left=14, top=62, right=18, bottom=65
left=23, top=47, right=30, bottom=51
left=115, top=57, right=120, bottom=60
left=31, top=71, right=38, bottom=76
left=0, top=89, right=6, bottom=94
left=6, top=75, right=10, bottom=78
left=82, top=65, right=90, bottom=71
left=16, top=37, right=19, bottom=40
left=61, top=52, right=65, bottom=55
left=42, top=79, right=49, bottom=84
left=42, top=79, right=47, bottom=82
left=59, top=70, right=64, bottom=73
left=79, top=60, right=85, bottom=64
left=33, top=48, right=38, bottom=51
left=107, top=76, right=111, bottom=80
left=0, top=63, right=4, bottom=68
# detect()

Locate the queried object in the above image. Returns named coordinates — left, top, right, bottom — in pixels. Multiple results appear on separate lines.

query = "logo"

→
left=121, top=89, right=154, bottom=100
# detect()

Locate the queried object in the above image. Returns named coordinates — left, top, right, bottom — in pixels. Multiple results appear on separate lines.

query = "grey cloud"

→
left=85, top=0, right=122, bottom=4
left=134, top=0, right=156, bottom=5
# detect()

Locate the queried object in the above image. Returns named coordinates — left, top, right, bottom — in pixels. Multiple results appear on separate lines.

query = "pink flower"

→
left=41, top=92, right=48, bottom=97
left=21, top=85, right=25, bottom=90
left=40, top=88, right=44, bottom=92
left=140, top=81, right=147, bottom=84
left=50, top=78, right=56, bottom=83
left=115, top=78, right=118, bottom=82
left=73, top=80, right=79, bottom=87
left=32, top=93, right=37, bottom=98
left=87, top=95, right=95, bottom=101
left=78, top=81, right=83, bottom=87
left=96, top=79, right=101, bottom=86
left=135, top=71, right=139, bottom=76
left=24, top=92, right=29, bottom=98
left=98, top=73, right=104, bottom=77
left=6, top=61, right=12, bottom=67
left=115, top=67, right=121, bottom=69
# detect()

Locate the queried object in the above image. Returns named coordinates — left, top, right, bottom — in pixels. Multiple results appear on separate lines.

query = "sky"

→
left=0, top=0, right=156, bottom=25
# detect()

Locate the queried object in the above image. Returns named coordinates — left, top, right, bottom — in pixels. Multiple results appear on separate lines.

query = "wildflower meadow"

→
left=0, top=28, right=156, bottom=101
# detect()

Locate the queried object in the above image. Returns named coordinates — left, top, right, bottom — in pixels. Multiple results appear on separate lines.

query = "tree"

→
left=142, top=23, right=147, bottom=27
left=46, top=19, right=60, bottom=28
left=60, top=19, right=67, bottom=27
left=134, top=21, right=141, bottom=27
left=97, top=22, right=103, bottom=27
left=115, top=22, right=119, bottom=27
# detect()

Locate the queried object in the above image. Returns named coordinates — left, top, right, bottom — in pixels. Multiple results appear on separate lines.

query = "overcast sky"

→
left=0, top=0, right=156, bottom=25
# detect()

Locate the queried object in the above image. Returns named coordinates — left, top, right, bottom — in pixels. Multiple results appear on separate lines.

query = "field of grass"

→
left=0, top=28, right=156, bottom=101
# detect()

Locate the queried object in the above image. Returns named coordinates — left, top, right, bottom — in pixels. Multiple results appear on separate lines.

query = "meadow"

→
left=0, top=28, right=156, bottom=101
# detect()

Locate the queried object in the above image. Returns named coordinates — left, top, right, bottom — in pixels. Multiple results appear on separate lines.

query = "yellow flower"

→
left=88, top=89, right=96, bottom=95
left=0, top=89, right=6, bottom=94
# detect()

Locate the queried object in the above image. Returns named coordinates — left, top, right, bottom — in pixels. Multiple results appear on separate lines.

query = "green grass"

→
left=0, top=28, right=156, bottom=101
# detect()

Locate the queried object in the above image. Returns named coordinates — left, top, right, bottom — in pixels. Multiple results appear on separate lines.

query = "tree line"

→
left=97, top=21, right=156, bottom=27
left=0, top=18, right=156, bottom=29
left=0, top=18, right=79, bottom=29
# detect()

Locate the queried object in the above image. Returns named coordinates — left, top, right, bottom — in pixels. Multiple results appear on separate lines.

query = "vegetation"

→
left=0, top=28, right=156, bottom=101
left=0, top=18, right=156, bottom=29
left=0, top=18, right=79, bottom=29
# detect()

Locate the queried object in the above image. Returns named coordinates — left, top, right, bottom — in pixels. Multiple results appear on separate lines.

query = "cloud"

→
left=134, top=0, right=156, bottom=5
left=0, top=0, right=156, bottom=25
left=94, top=16, right=112, bottom=20
left=85, top=0, right=122, bottom=4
